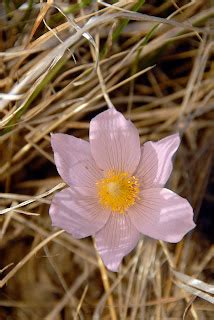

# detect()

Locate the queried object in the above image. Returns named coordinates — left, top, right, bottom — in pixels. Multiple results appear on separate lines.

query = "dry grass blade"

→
left=0, top=230, right=64, bottom=288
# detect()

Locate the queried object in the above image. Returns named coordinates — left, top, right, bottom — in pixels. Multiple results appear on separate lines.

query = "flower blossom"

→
left=49, top=109, right=195, bottom=271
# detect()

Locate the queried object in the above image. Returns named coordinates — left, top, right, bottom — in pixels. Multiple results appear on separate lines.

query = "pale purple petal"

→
left=135, top=134, right=180, bottom=189
left=89, top=109, right=141, bottom=174
left=49, top=188, right=110, bottom=239
left=128, top=188, right=195, bottom=243
left=51, top=133, right=102, bottom=195
left=95, top=213, right=141, bottom=272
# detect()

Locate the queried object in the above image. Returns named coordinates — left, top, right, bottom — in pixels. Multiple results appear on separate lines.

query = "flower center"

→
left=96, top=171, right=140, bottom=213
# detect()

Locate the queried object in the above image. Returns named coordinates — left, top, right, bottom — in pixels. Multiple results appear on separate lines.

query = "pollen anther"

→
left=96, top=171, right=140, bottom=213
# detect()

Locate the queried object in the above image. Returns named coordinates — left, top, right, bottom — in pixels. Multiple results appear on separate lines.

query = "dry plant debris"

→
left=0, top=0, right=214, bottom=319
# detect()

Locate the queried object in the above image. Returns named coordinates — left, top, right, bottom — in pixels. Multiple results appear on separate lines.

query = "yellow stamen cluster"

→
left=96, top=171, right=140, bottom=213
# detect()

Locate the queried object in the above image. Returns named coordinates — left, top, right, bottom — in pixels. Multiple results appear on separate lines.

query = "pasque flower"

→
left=49, top=109, right=195, bottom=271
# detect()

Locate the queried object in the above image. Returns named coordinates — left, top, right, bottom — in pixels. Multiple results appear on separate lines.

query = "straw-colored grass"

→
left=0, top=1, right=214, bottom=319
